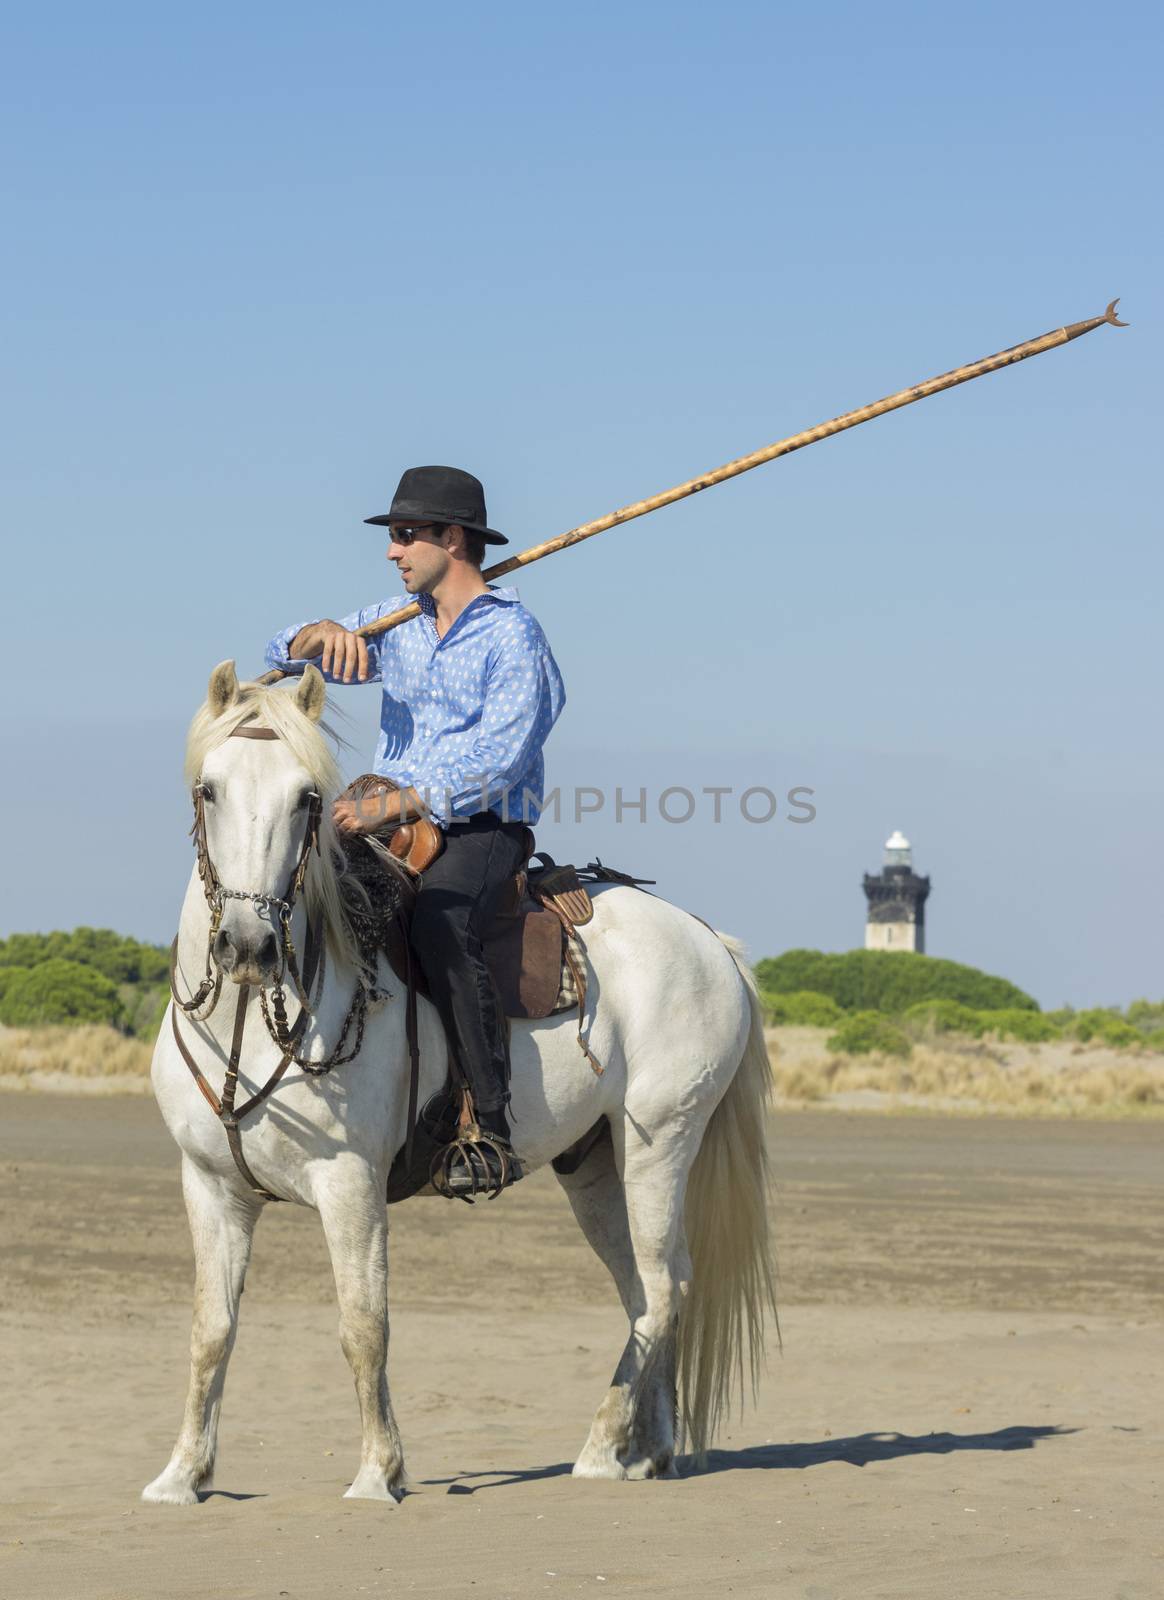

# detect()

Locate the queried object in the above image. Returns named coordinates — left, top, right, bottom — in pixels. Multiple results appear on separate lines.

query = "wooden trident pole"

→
left=263, top=299, right=1126, bottom=677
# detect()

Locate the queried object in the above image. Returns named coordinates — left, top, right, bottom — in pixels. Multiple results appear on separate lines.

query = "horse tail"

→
left=678, top=934, right=778, bottom=1460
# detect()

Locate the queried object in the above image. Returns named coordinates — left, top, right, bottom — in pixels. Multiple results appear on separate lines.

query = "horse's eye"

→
left=196, top=781, right=215, bottom=803
left=295, top=788, right=317, bottom=812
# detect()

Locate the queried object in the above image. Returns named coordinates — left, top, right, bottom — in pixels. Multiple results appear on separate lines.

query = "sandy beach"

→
left=1, top=1096, right=1160, bottom=1599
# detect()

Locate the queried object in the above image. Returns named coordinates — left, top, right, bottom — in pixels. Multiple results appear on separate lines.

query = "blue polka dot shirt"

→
left=265, top=588, right=565, bottom=827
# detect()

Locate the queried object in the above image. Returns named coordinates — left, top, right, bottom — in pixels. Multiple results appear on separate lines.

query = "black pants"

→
left=409, top=812, right=530, bottom=1116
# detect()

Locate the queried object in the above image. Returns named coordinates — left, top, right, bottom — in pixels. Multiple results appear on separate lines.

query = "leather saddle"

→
left=337, top=774, right=596, bottom=1024
left=336, top=778, right=654, bottom=1204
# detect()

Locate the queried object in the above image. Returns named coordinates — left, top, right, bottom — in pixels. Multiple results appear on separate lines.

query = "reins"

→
left=169, top=928, right=322, bottom=1203
left=169, top=716, right=422, bottom=1204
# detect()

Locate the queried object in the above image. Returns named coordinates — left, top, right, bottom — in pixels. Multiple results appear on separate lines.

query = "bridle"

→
left=168, top=717, right=371, bottom=1202
left=172, top=723, right=323, bottom=1020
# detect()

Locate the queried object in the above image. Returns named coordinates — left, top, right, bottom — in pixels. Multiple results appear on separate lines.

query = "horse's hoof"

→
left=573, top=1448, right=676, bottom=1481
left=625, top=1451, right=677, bottom=1480
left=141, top=1472, right=201, bottom=1506
left=571, top=1453, right=629, bottom=1481
left=343, top=1469, right=404, bottom=1503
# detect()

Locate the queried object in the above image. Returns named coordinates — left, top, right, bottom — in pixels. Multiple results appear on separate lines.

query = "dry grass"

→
left=767, top=1025, right=1164, bottom=1117
left=3, top=1019, right=1162, bottom=1118
left=0, top=1023, right=153, bottom=1091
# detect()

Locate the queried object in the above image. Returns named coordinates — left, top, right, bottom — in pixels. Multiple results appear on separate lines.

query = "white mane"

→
left=184, top=680, right=363, bottom=971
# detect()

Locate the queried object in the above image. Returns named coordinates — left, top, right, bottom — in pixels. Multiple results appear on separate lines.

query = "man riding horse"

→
left=265, top=465, right=565, bottom=1197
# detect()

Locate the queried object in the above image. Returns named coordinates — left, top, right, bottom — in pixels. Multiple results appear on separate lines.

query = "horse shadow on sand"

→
left=428, top=1423, right=1077, bottom=1494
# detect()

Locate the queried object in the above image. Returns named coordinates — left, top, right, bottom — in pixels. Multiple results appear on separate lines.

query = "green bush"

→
left=1100, top=1022, right=1142, bottom=1049
left=761, top=989, right=844, bottom=1027
left=903, top=999, right=986, bottom=1037
left=1074, top=1011, right=1144, bottom=1049
left=827, top=1011, right=912, bottom=1058
left=0, top=929, right=170, bottom=1035
left=977, top=1008, right=1062, bottom=1043
left=1126, top=1000, right=1164, bottom=1034
left=0, top=966, right=31, bottom=1003
left=0, top=927, right=168, bottom=985
left=0, top=959, right=123, bottom=1028
left=1071, top=1009, right=1142, bottom=1049
left=118, top=982, right=171, bottom=1039
left=754, top=949, right=1038, bottom=1015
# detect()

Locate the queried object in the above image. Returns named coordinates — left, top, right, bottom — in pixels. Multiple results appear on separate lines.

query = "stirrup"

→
left=430, top=1127, right=523, bottom=1203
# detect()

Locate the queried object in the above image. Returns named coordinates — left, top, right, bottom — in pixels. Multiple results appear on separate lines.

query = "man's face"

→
left=387, top=523, right=454, bottom=593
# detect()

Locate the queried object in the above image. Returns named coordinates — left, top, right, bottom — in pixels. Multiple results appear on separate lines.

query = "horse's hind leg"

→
left=142, top=1159, right=259, bottom=1505
left=317, top=1166, right=405, bottom=1503
left=557, top=1127, right=682, bottom=1481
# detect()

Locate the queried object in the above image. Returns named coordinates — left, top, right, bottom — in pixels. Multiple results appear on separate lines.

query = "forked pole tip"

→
left=1104, top=298, right=1128, bottom=328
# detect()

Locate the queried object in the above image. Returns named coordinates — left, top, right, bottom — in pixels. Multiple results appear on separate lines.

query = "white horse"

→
left=144, top=662, right=775, bottom=1505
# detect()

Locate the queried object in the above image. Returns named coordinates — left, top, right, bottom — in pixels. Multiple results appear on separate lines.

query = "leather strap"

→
left=538, top=898, right=604, bottom=1076
left=170, top=915, right=322, bottom=1203
left=229, top=718, right=281, bottom=741
left=217, top=986, right=276, bottom=1200
left=168, top=931, right=222, bottom=1016
left=170, top=995, right=284, bottom=1202
left=403, top=920, right=421, bottom=1172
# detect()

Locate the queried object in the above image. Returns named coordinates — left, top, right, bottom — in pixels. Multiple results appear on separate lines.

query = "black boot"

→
left=432, top=1105, right=524, bottom=1202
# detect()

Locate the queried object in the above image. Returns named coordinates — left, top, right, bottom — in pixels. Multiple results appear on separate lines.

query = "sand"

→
left=0, top=1096, right=1160, bottom=1599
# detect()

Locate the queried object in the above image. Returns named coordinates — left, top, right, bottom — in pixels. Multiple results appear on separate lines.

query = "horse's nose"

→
left=214, top=927, right=279, bottom=977
left=213, top=927, right=239, bottom=971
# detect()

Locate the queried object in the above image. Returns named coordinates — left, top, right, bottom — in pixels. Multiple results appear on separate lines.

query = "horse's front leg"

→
left=143, top=1158, right=260, bottom=1505
left=317, top=1162, right=406, bottom=1503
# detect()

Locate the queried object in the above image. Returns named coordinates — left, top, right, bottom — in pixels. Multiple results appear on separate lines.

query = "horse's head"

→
left=189, top=660, right=332, bottom=987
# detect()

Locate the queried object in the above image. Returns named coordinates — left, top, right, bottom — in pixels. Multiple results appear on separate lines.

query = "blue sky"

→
left=3, top=1, right=1160, bottom=1006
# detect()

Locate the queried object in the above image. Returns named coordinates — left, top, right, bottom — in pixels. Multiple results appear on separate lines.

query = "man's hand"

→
left=333, top=783, right=428, bottom=837
left=290, top=621, right=370, bottom=683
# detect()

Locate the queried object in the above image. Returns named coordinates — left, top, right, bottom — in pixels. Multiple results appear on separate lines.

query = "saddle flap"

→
left=481, top=898, right=568, bottom=1020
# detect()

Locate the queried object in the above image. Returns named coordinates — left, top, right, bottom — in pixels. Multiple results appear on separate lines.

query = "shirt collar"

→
left=416, top=585, right=520, bottom=617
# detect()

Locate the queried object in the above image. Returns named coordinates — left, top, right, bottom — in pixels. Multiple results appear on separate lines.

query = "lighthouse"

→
left=863, top=831, right=931, bottom=953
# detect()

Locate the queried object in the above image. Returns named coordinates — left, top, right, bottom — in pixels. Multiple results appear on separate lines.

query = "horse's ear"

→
left=295, top=664, right=326, bottom=723
left=208, top=660, right=240, bottom=717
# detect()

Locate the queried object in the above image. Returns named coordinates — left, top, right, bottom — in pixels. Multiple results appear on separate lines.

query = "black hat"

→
left=364, top=465, right=508, bottom=545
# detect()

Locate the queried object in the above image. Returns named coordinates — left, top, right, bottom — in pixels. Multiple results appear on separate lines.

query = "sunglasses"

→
left=389, top=523, right=443, bottom=546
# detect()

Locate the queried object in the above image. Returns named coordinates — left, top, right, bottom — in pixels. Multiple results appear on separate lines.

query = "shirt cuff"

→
left=264, top=620, right=321, bottom=675
left=414, top=774, right=509, bottom=825
left=417, top=787, right=451, bottom=829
